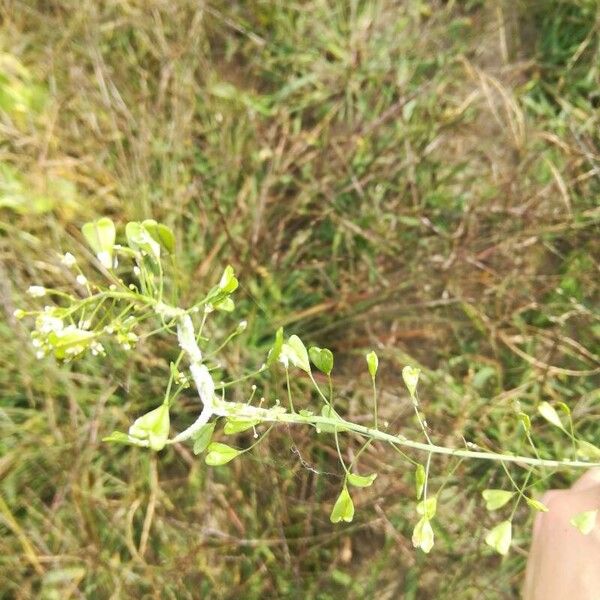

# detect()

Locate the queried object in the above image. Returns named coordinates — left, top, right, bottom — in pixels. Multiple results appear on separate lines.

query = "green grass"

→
left=1, top=0, right=599, bottom=598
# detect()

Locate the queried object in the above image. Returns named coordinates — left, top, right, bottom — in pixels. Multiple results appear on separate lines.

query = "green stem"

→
left=285, top=368, right=295, bottom=413
left=208, top=400, right=600, bottom=470
left=214, top=367, right=266, bottom=389
left=309, top=372, right=330, bottom=406
left=334, top=429, right=349, bottom=474
left=423, top=453, right=432, bottom=503
left=371, top=378, right=378, bottom=429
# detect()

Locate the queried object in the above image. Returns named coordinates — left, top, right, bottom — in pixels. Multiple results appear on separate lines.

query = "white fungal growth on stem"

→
left=171, top=314, right=216, bottom=443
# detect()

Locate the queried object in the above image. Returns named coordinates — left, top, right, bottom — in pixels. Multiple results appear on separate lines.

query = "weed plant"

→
left=1, top=1, right=599, bottom=598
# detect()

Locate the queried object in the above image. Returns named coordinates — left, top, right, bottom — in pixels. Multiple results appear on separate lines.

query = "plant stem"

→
left=170, top=314, right=215, bottom=443
left=207, top=400, right=600, bottom=470
left=170, top=309, right=600, bottom=471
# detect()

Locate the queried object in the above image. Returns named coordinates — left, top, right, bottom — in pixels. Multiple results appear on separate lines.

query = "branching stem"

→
left=205, top=400, right=599, bottom=470
left=171, top=311, right=600, bottom=470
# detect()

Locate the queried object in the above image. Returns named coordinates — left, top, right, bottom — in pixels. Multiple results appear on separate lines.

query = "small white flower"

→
left=36, top=350, right=45, bottom=360
left=175, top=372, right=189, bottom=386
left=96, top=250, right=112, bottom=269
left=37, top=315, right=64, bottom=334
left=65, top=345, right=85, bottom=357
left=133, top=266, right=141, bottom=277
left=76, top=274, right=88, bottom=286
left=13, top=309, right=25, bottom=319
left=61, top=252, right=77, bottom=267
left=90, top=341, right=105, bottom=356
left=28, top=285, right=47, bottom=297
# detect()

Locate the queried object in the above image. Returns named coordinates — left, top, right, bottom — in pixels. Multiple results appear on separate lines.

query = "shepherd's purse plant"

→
left=15, top=218, right=600, bottom=556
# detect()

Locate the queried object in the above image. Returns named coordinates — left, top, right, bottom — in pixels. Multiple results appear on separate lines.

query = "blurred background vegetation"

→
left=0, top=0, right=599, bottom=598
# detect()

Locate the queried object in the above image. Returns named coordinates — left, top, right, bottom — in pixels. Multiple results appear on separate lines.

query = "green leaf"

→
left=214, top=297, right=235, bottom=312
left=485, top=520, right=512, bottom=555
left=102, top=431, right=135, bottom=445
left=309, top=346, right=334, bottom=375
left=366, top=351, right=378, bottom=379
left=205, top=442, right=242, bottom=466
left=416, top=496, right=437, bottom=519
left=518, top=412, right=531, bottom=433
left=266, top=327, right=284, bottom=367
left=412, top=516, right=434, bottom=553
left=81, top=217, right=115, bottom=269
left=128, top=404, right=170, bottom=451
left=192, top=422, right=216, bottom=455
left=102, top=431, right=150, bottom=448
left=330, top=486, right=354, bottom=523
left=224, top=418, right=259, bottom=435
left=218, top=265, right=238, bottom=293
left=285, top=335, right=311, bottom=373
left=316, top=404, right=348, bottom=433
left=402, top=366, right=420, bottom=399
left=142, top=219, right=175, bottom=253
left=482, top=489, right=515, bottom=511
left=526, top=497, right=549, bottom=512
left=570, top=510, right=597, bottom=535
left=347, top=472, right=377, bottom=488
left=47, top=328, right=96, bottom=359
left=415, top=464, right=426, bottom=500
left=577, top=440, right=600, bottom=461
left=538, top=402, right=563, bottom=429
left=125, top=221, right=161, bottom=259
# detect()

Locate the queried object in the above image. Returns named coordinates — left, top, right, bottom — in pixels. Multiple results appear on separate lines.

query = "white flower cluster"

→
left=104, top=316, right=139, bottom=351
left=174, top=370, right=190, bottom=388
left=37, top=313, right=64, bottom=334
left=29, top=314, right=141, bottom=360
left=30, top=310, right=64, bottom=359
left=30, top=310, right=105, bottom=361
left=116, top=329, right=138, bottom=350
